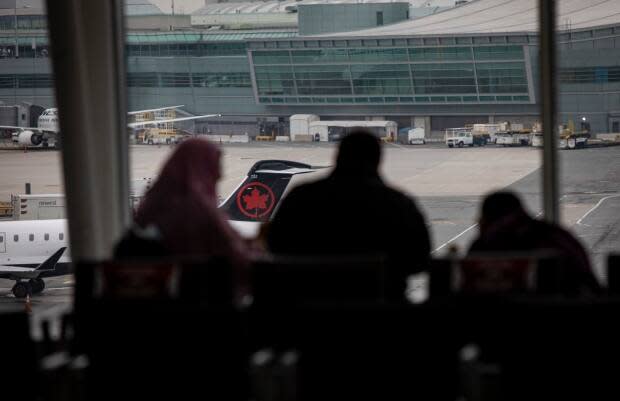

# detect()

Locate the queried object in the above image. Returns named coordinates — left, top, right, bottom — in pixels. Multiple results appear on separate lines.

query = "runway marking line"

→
left=432, top=223, right=478, bottom=255
left=431, top=195, right=582, bottom=255
left=576, top=194, right=620, bottom=226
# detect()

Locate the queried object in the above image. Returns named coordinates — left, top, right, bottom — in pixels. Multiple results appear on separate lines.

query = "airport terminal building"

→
left=0, top=0, right=619, bottom=135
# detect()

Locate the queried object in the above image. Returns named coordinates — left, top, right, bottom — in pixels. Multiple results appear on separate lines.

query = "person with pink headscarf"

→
left=134, top=138, right=248, bottom=268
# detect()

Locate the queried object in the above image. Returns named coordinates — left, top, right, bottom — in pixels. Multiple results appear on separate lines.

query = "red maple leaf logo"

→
left=236, top=182, right=275, bottom=219
left=242, top=188, right=269, bottom=211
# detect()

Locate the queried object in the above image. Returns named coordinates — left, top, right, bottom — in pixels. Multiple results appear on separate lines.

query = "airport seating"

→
left=72, top=259, right=248, bottom=401
left=247, top=302, right=461, bottom=401
left=607, top=253, right=620, bottom=293
left=249, top=253, right=388, bottom=350
left=45, top=253, right=620, bottom=401
left=424, top=252, right=620, bottom=400
left=0, top=307, right=37, bottom=401
left=458, top=297, right=620, bottom=400
left=248, top=254, right=460, bottom=401
left=428, top=251, right=566, bottom=299
left=425, top=252, right=615, bottom=400
left=251, top=254, right=388, bottom=306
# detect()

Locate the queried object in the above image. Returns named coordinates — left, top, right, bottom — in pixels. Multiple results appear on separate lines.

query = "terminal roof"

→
left=320, top=0, right=620, bottom=37
left=193, top=0, right=455, bottom=16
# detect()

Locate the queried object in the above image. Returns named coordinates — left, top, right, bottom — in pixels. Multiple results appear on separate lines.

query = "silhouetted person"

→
left=108, top=139, right=249, bottom=401
left=119, top=138, right=250, bottom=302
left=267, top=130, right=431, bottom=301
left=468, top=191, right=600, bottom=294
left=134, top=138, right=247, bottom=264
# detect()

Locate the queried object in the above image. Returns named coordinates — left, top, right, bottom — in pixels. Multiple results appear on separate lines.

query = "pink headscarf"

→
left=135, top=138, right=247, bottom=266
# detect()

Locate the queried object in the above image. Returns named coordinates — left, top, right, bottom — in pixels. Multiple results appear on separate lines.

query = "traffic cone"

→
left=25, top=294, right=32, bottom=314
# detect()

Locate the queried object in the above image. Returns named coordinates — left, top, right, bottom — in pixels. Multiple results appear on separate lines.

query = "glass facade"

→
left=0, top=31, right=295, bottom=59
left=192, top=72, right=252, bottom=88
left=409, top=47, right=471, bottom=61
left=296, top=65, right=351, bottom=95
left=250, top=45, right=532, bottom=104
left=412, top=63, right=476, bottom=94
left=352, top=64, right=411, bottom=95
left=0, top=74, right=54, bottom=88
left=127, top=72, right=252, bottom=88
left=254, top=65, right=294, bottom=95
left=0, top=15, right=47, bottom=30
left=126, top=42, right=248, bottom=57
left=13, top=36, right=616, bottom=105
left=0, top=72, right=252, bottom=89
left=560, top=66, right=620, bottom=84
left=476, top=62, right=528, bottom=94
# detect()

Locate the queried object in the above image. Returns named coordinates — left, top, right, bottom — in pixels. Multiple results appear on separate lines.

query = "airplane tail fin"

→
left=219, top=160, right=316, bottom=222
left=35, top=247, right=67, bottom=271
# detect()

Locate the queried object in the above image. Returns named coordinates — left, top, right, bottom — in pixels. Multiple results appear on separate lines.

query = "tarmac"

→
left=0, top=142, right=618, bottom=323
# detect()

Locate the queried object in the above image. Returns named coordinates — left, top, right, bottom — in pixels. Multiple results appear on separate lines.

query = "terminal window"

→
left=250, top=45, right=531, bottom=104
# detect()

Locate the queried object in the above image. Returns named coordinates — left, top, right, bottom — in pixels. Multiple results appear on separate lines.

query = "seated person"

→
left=114, top=224, right=168, bottom=260
left=267, top=130, right=431, bottom=301
left=131, top=138, right=249, bottom=297
left=468, top=191, right=600, bottom=295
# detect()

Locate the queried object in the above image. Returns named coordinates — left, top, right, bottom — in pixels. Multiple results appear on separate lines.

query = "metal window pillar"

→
left=46, top=0, right=130, bottom=261
left=539, top=0, right=559, bottom=223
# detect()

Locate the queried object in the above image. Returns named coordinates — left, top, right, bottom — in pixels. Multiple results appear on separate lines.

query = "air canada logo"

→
left=236, top=182, right=275, bottom=219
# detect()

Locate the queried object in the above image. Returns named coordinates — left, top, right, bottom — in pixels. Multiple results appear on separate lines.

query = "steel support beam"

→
left=539, top=0, right=559, bottom=223
left=46, top=0, right=129, bottom=261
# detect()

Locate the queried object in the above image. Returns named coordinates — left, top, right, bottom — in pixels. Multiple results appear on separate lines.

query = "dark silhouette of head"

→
left=479, top=191, right=527, bottom=229
left=335, top=130, right=381, bottom=176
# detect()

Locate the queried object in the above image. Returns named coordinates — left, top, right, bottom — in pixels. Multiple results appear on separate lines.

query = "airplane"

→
left=0, top=219, right=70, bottom=298
left=0, top=160, right=323, bottom=298
left=0, top=105, right=221, bottom=149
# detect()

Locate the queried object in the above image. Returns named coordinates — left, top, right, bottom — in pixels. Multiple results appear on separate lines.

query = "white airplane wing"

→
left=127, top=105, right=185, bottom=115
left=128, top=114, right=222, bottom=128
left=0, top=125, right=43, bottom=132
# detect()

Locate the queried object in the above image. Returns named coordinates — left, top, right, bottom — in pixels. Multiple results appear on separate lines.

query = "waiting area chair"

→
left=0, top=307, right=37, bottom=401
left=251, top=254, right=388, bottom=306
left=33, top=251, right=620, bottom=401
left=72, top=259, right=247, bottom=401
left=429, top=251, right=567, bottom=298
left=249, top=254, right=459, bottom=401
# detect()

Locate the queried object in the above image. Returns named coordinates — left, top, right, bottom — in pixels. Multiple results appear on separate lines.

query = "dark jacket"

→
left=469, top=212, right=600, bottom=295
left=267, top=170, right=431, bottom=300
